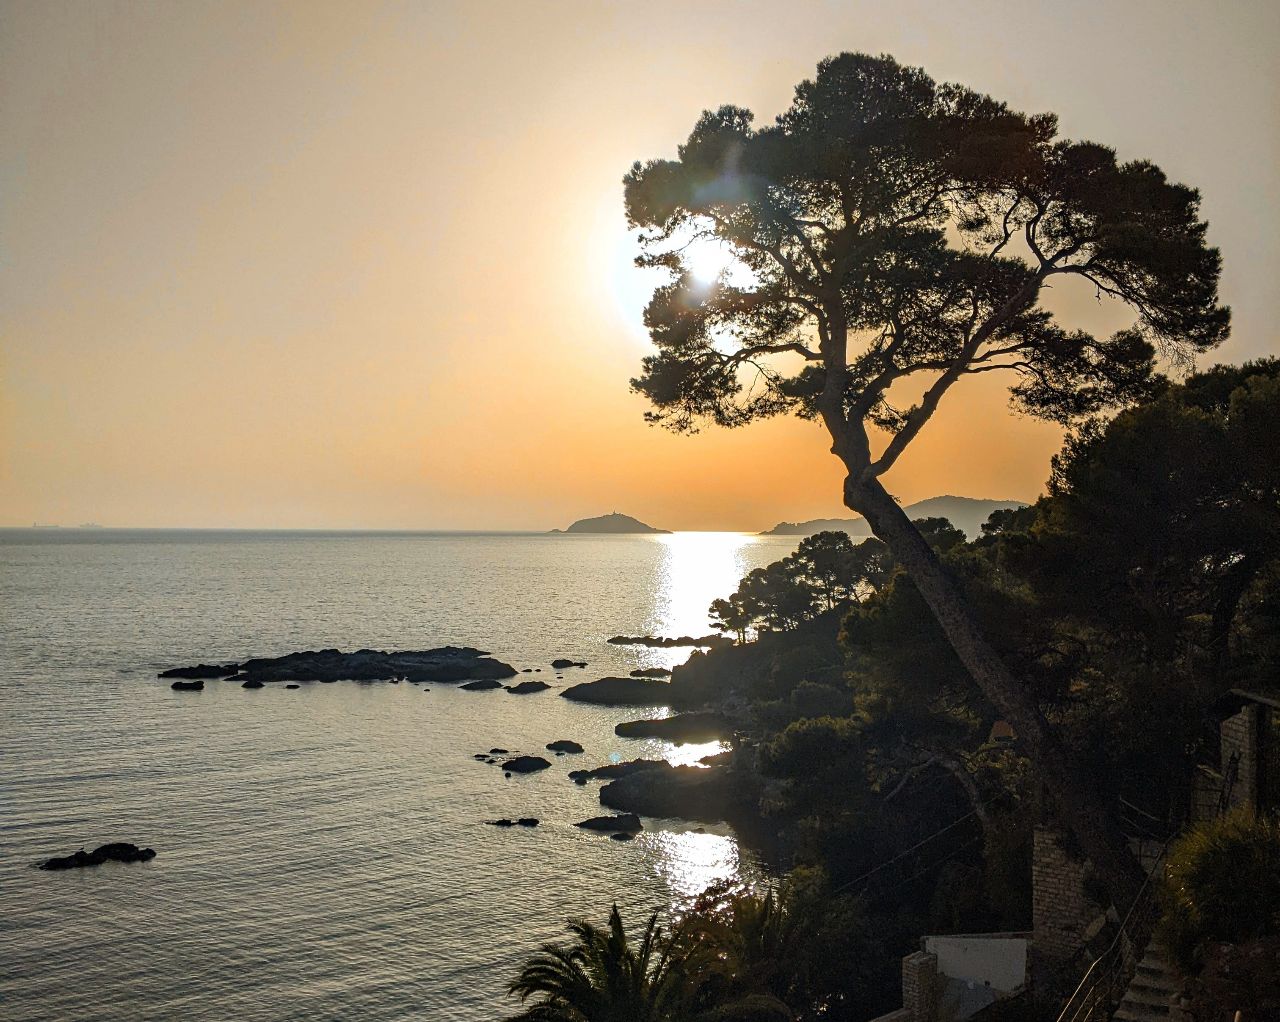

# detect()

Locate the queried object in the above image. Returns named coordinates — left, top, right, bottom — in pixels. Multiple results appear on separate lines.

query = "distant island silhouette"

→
left=763, top=495, right=1028, bottom=541
left=552, top=513, right=670, bottom=535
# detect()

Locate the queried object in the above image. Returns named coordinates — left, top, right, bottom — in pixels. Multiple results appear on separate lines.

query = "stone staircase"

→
left=1112, top=942, right=1178, bottom=1022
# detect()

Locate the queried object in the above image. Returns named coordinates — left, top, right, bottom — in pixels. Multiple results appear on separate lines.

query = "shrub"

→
left=1159, top=809, right=1280, bottom=972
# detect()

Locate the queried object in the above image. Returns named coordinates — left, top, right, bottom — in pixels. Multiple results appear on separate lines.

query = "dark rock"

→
left=560, top=677, right=672, bottom=706
left=700, top=750, right=734, bottom=767
left=502, top=756, right=552, bottom=774
left=546, top=740, right=584, bottom=754
left=606, top=634, right=730, bottom=649
left=569, top=759, right=670, bottom=782
left=169, top=679, right=204, bottom=691
left=610, top=832, right=635, bottom=841
left=285, top=684, right=300, bottom=689
left=40, top=842, right=157, bottom=870
left=506, top=681, right=551, bottom=695
left=473, top=754, right=490, bottom=760
left=489, top=748, right=509, bottom=755
left=575, top=813, right=642, bottom=833
left=614, top=712, right=730, bottom=744
left=241, top=679, right=264, bottom=689
left=629, top=667, right=672, bottom=678
left=600, top=764, right=741, bottom=824
left=521, top=668, right=533, bottom=673
left=460, top=679, right=504, bottom=691
left=516, top=818, right=539, bottom=827
left=551, top=659, right=587, bottom=669
left=159, top=664, right=238, bottom=679
left=166, top=647, right=517, bottom=685
left=574, top=776, right=588, bottom=785
left=488, top=819, right=516, bottom=827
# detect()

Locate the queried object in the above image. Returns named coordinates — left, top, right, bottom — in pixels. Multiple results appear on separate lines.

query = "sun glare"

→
left=685, top=236, right=737, bottom=285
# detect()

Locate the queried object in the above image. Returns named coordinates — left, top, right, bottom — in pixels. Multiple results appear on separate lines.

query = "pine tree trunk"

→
left=845, top=474, right=1144, bottom=910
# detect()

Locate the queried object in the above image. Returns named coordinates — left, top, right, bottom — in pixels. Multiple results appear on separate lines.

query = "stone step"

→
left=1122, top=985, right=1174, bottom=1008
left=1114, top=1004, right=1171, bottom=1022
left=1128, top=979, right=1177, bottom=999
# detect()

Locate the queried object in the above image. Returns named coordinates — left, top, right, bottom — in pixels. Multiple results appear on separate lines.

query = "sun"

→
left=685, top=235, right=737, bottom=285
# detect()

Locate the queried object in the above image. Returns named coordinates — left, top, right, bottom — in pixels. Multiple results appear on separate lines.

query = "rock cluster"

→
left=160, top=647, right=518, bottom=685
left=40, top=843, right=156, bottom=871
left=607, top=634, right=730, bottom=648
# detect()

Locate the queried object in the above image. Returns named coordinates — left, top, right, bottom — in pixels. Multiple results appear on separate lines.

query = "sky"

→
left=1, top=0, right=1277, bottom=531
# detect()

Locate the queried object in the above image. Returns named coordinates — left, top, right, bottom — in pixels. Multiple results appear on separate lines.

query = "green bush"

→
left=1159, top=809, right=1280, bottom=972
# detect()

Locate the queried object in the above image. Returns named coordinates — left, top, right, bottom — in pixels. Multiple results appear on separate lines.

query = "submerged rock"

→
left=241, top=679, right=264, bottom=689
left=488, top=819, right=516, bottom=827
left=159, top=664, right=239, bottom=679
left=489, top=748, right=509, bottom=755
left=607, top=634, right=730, bottom=649
left=460, top=679, right=504, bottom=691
left=551, top=658, right=587, bottom=669
left=560, top=677, right=672, bottom=706
left=516, top=818, right=539, bottom=827
left=629, top=667, right=672, bottom=678
left=285, top=684, right=300, bottom=690
left=165, top=647, right=517, bottom=685
left=40, top=842, right=157, bottom=871
left=614, top=712, right=731, bottom=744
left=576, top=813, right=642, bottom=833
left=502, top=756, right=552, bottom=774
left=610, top=832, right=635, bottom=841
left=545, top=739, right=584, bottom=754
left=506, top=681, right=551, bottom=695
left=169, top=679, right=204, bottom=691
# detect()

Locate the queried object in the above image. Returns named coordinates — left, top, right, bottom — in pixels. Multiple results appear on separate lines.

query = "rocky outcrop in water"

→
left=600, top=764, right=743, bottom=824
left=607, top=634, right=730, bottom=649
left=506, top=681, right=551, bottom=695
left=568, top=759, right=671, bottom=783
left=560, top=677, right=672, bottom=706
left=629, top=667, right=671, bottom=678
left=170, top=679, right=204, bottom=691
left=502, top=756, right=552, bottom=773
left=39, top=842, right=156, bottom=871
left=546, top=740, right=584, bottom=754
left=551, top=658, right=587, bottom=669
left=164, top=647, right=518, bottom=685
left=614, top=712, right=731, bottom=744
left=461, top=679, right=504, bottom=691
left=159, top=664, right=238, bottom=679
left=575, top=813, right=642, bottom=833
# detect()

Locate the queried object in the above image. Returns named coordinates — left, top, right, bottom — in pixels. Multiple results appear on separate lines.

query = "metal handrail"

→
left=1053, top=840, right=1170, bottom=1022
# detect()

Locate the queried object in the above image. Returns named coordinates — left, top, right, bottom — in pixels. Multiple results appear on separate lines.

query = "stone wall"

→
left=1219, top=704, right=1258, bottom=811
left=901, top=950, right=938, bottom=1022
left=1031, top=824, right=1108, bottom=966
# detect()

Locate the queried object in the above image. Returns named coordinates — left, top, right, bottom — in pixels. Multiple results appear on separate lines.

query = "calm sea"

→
left=0, top=529, right=799, bottom=1022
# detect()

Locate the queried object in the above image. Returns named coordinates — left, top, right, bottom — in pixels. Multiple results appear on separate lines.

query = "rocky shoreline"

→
left=159, top=632, right=768, bottom=845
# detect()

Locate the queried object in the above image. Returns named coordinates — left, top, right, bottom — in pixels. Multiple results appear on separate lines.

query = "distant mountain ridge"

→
left=552, top=512, right=670, bottom=535
left=762, top=495, right=1029, bottom=541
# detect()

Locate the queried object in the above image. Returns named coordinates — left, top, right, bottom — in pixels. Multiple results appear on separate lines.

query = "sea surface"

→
left=0, top=529, right=799, bottom=1022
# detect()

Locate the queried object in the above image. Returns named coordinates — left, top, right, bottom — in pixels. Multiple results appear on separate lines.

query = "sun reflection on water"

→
left=647, top=829, right=743, bottom=899
left=652, top=532, right=764, bottom=640
left=662, top=739, right=728, bottom=767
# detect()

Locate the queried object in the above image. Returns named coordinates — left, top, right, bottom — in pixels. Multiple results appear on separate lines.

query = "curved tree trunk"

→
left=845, top=473, right=1144, bottom=911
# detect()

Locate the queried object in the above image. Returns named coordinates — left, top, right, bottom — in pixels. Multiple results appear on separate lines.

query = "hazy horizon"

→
left=3, top=1, right=1277, bottom=531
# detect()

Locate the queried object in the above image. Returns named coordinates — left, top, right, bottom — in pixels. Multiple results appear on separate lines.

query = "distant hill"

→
left=762, top=496, right=1029, bottom=541
left=553, top=513, right=670, bottom=535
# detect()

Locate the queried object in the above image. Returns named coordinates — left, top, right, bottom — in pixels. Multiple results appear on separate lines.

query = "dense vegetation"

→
left=505, top=360, right=1280, bottom=1020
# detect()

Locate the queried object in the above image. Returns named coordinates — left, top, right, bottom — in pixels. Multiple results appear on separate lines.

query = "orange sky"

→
left=2, top=1, right=1277, bottom=531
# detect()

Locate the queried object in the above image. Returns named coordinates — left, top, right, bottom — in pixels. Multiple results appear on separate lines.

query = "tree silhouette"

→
left=625, top=52, right=1229, bottom=906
